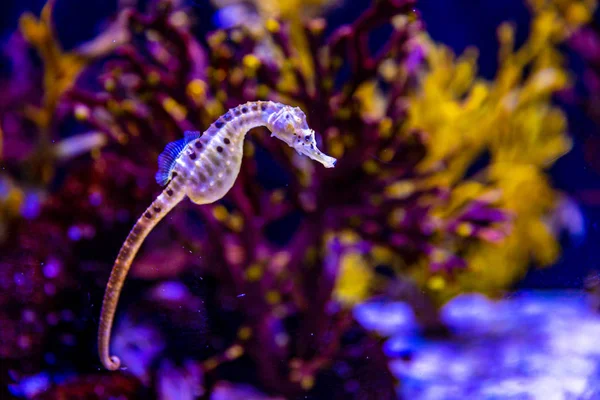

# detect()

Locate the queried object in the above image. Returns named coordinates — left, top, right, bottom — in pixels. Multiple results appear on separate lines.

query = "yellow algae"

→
left=228, top=212, right=244, bottom=232
left=162, top=97, right=188, bottom=121
left=354, top=81, right=387, bottom=120
left=225, top=344, right=244, bottom=360
left=242, top=54, right=261, bottom=70
left=212, top=0, right=340, bottom=91
left=427, top=275, right=446, bottom=291
left=245, top=263, right=264, bottom=281
left=265, top=18, right=281, bottom=33
left=333, top=251, right=373, bottom=306
left=300, top=375, right=315, bottom=390
left=212, top=205, right=229, bottom=222
left=385, top=181, right=417, bottom=200
left=455, top=222, right=474, bottom=237
left=237, top=326, right=252, bottom=340
left=400, top=0, right=595, bottom=304
left=265, top=290, right=282, bottom=305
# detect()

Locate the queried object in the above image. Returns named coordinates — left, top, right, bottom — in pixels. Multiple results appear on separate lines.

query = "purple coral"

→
left=570, top=24, right=600, bottom=125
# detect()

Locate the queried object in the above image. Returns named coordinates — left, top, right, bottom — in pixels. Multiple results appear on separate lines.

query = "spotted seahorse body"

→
left=98, top=100, right=336, bottom=371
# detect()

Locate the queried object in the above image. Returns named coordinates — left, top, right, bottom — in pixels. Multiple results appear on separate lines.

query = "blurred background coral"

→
left=1, top=0, right=600, bottom=398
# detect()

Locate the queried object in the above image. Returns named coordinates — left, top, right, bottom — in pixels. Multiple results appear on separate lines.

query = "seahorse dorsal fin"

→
left=155, top=132, right=203, bottom=186
left=184, top=131, right=202, bottom=141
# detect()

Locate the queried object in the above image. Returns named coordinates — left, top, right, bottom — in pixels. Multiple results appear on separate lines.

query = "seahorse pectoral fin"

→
left=156, top=138, right=187, bottom=186
left=156, top=132, right=203, bottom=186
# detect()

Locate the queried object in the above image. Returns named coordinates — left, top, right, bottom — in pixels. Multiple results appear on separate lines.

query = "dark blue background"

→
left=1, top=0, right=598, bottom=289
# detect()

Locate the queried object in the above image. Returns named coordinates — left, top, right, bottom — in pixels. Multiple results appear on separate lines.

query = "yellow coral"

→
left=423, top=165, right=559, bottom=305
left=255, top=0, right=338, bottom=18
left=407, top=41, right=487, bottom=183
left=0, top=175, right=26, bottom=242
left=354, top=80, right=388, bottom=120
left=403, top=0, right=593, bottom=304
left=333, top=250, right=373, bottom=306
left=252, top=0, right=339, bottom=82
left=212, top=0, right=339, bottom=92
left=527, top=0, right=597, bottom=33
left=19, top=0, right=87, bottom=130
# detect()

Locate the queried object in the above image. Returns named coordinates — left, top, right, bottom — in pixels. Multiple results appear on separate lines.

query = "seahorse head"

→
left=268, top=106, right=337, bottom=168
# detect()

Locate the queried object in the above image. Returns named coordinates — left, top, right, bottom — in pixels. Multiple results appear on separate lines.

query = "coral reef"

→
left=0, top=0, right=597, bottom=398
left=405, top=0, right=591, bottom=303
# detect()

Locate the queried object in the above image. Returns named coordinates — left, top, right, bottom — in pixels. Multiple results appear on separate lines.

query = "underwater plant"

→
left=1, top=0, right=597, bottom=398
left=403, top=0, right=597, bottom=304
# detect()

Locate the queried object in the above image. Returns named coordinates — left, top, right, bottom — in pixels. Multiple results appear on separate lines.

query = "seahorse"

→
left=98, top=101, right=336, bottom=370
